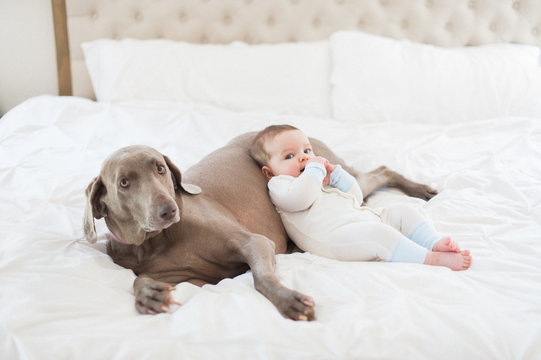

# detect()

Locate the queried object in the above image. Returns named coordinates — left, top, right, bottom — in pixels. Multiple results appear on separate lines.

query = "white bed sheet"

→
left=1, top=95, right=540, bottom=359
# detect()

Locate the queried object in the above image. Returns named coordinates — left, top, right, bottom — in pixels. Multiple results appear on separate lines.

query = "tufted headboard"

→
left=52, top=0, right=541, bottom=100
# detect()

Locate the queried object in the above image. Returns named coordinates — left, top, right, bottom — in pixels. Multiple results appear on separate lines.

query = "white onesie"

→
left=268, top=162, right=440, bottom=263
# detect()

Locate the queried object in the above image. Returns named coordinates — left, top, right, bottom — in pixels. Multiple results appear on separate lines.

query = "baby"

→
left=250, top=124, right=471, bottom=270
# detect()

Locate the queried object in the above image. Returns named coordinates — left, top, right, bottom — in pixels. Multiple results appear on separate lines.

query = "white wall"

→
left=0, top=0, right=58, bottom=116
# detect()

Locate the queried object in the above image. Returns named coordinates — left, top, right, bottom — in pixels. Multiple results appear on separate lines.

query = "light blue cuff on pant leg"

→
left=408, top=221, right=441, bottom=250
left=389, top=235, right=428, bottom=264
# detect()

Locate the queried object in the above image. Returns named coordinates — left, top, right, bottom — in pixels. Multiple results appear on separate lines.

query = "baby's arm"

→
left=329, top=165, right=364, bottom=203
left=268, top=163, right=326, bottom=212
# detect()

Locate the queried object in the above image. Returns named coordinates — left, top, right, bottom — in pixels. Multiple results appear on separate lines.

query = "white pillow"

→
left=330, top=31, right=541, bottom=124
left=82, top=39, right=331, bottom=118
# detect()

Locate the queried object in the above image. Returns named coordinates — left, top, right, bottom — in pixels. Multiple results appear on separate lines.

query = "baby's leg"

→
left=432, top=237, right=461, bottom=253
left=424, top=250, right=472, bottom=270
left=382, top=204, right=460, bottom=252
left=321, top=221, right=471, bottom=270
left=381, top=204, right=431, bottom=243
left=319, top=222, right=408, bottom=262
left=391, top=235, right=471, bottom=270
left=408, top=222, right=462, bottom=253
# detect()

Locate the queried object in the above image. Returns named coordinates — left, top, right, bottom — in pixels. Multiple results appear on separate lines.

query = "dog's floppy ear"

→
left=163, top=155, right=201, bottom=195
left=83, top=176, right=106, bottom=243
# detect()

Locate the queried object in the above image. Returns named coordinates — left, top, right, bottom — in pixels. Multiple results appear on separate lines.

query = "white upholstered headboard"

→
left=52, top=0, right=541, bottom=99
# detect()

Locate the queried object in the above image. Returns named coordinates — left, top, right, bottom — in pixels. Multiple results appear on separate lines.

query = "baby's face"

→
left=265, top=130, right=314, bottom=178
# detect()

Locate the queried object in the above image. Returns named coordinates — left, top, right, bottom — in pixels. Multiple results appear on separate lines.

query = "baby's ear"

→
left=262, top=166, right=273, bottom=181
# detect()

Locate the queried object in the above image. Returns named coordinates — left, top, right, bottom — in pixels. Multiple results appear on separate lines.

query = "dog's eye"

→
left=157, top=164, right=166, bottom=174
left=119, top=178, right=129, bottom=188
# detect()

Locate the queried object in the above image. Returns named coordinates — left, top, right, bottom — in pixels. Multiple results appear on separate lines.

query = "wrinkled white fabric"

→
left=1, top=96, right=540, bottom=359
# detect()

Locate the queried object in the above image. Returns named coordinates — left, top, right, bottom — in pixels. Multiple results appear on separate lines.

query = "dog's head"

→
left=83, top=145, right=201, bottom=245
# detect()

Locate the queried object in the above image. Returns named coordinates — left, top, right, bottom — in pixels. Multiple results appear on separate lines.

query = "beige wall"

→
left=0, top=0, right=58, bottom=116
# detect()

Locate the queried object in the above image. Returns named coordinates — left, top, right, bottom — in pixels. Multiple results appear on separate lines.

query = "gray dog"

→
left=83, top=132, right=436, bottom=321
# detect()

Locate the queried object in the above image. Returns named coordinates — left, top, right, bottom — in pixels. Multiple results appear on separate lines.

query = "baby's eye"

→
left=285, top=154, right=293, bottom=160
left=304, top=149, right=312, bottom=154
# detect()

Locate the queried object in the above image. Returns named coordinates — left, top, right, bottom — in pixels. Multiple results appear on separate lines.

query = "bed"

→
left=2, top=0, right=541, bottom=358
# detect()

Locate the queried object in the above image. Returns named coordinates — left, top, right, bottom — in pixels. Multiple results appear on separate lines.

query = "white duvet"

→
left=1, top=95, right=540, bottom=359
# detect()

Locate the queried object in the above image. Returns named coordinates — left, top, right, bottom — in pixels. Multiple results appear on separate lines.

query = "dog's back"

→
left=183, top=132, right=289, bottom=254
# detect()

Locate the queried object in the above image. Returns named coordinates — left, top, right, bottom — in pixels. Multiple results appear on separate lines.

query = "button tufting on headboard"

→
left=54, top=0, right=541, bottom=99
left=178, top=11, right=188, bottom=23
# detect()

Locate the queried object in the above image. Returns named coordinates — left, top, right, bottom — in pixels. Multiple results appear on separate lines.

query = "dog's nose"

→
left=157, top=202, right=177, bottom=221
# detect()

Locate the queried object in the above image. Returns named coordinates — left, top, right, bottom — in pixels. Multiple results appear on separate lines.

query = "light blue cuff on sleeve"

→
left=329, top=165, right=355, bottom=192
left=408, top=221, right=441, bottom=250
left=389, top=235, right=428, bottom=264
left=303, top=162, right=326, bottom=183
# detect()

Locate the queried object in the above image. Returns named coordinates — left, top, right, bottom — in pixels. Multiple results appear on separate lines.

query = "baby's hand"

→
left=309, top=156, right=336, bottom=186
left=309, top=155, right=328, bottom=166
left=322, top=162, right=336, bottom=186
left=325, top=162, right=336, bottom=175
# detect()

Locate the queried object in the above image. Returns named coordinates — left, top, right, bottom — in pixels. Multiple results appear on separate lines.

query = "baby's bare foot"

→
left=432, top=237, right=461, bottom=253
left=424, top=250, right=471, bottom=271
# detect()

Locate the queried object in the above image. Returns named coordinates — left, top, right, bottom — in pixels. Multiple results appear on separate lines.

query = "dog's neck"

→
left=108, top=230, right=130, bottom=245
left=108, top=228, right=164, bottom=246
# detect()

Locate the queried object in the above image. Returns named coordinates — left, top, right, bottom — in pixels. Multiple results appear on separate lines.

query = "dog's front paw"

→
left=133, top=276, right=181, bottom=315
left=275, top=288, right=316, bottom=321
